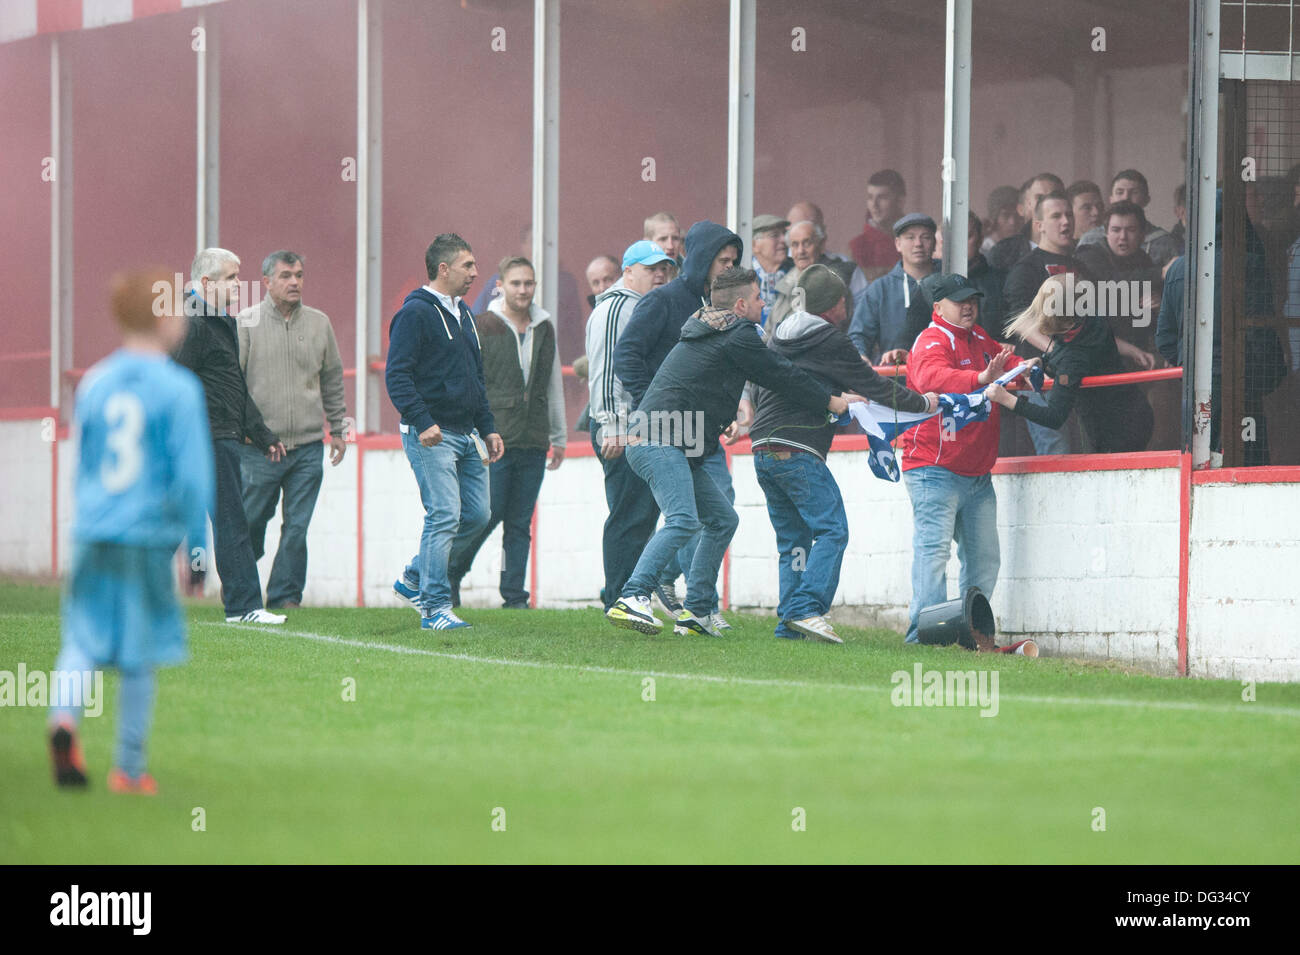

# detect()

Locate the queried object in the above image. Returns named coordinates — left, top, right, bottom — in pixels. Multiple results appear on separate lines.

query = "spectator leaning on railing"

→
left=987, top=273, right=1155, bottom=453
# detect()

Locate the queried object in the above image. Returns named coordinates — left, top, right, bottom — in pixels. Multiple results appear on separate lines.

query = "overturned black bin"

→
left=916, top=587, right=995, bottom=650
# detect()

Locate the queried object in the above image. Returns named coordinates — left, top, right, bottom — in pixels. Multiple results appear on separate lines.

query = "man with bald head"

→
left=787, top=199, right=868, bottom=306
left=768, top=220, right=864, bottom=330
left=585, top=254, right=620, bottom=310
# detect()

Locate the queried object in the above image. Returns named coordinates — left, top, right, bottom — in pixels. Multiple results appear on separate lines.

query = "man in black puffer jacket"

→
left=750, top=265, right=936, bottom=643
left=605, top=267, right=852, bottom=639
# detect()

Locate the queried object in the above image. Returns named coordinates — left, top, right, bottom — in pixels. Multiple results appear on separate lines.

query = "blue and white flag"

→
left=842, top=361, right=1040, bottom=481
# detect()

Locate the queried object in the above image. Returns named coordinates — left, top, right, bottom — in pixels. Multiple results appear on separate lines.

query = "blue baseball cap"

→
left=622, top=240, right=674, bottom=270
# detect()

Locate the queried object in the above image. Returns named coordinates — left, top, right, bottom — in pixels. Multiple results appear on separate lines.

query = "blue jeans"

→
left=449, top=448, right=548, bottom=606
left=661, top=441, right=732, bottom=613
left=754, top=451, right=848, bottom=636
left=400, top=428, right=490, bottom=613
left=592, top=422, right=660, bottom=611
left=240, top=442, right=325, bottom=607
left=622, top=442, right=739, bottom=616
left=211, top=438, right=264, bottom=617
left=902, top=466, right=1000, bottom=644
left=1024, top=392, right=1071, bottom=455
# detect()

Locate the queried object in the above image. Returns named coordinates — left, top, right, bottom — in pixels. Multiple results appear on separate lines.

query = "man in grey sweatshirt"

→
left=236, top=250, right=348, bottom=609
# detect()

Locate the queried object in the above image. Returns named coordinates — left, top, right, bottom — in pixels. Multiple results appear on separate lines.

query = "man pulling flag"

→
left=891, top=272, right=1030, bottom=644
left=848, top=359, right=1042, bottom=481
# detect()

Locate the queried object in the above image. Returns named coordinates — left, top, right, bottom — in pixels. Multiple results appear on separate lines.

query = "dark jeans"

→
left=240, top=442, right=325, bottom=607
left=211, top=438, right=264, bottom=617
left=450, top=448, right=548, bottom=606
left=591, top=422, right=660, bottom=611
left=754, top=451, right=848, bottom=635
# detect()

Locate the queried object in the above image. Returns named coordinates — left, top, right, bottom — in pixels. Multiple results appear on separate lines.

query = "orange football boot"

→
left=107, top=768, right=159, bottom=795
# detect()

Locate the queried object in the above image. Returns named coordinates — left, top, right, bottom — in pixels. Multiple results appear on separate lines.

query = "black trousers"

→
left=211, top=438, right=264, bottom=617
left=590, top=423, right=660, bottom=611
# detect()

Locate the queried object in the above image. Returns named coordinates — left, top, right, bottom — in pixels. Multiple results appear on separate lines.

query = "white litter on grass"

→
left=197, top=622, right=1300, bottom=719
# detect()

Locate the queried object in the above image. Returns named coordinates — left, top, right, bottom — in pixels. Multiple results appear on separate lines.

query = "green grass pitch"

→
left=2, top=578, right=1297, bottom=863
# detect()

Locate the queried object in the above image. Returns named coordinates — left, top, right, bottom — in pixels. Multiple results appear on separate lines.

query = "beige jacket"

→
left=237, top=297, right=347, bottom=450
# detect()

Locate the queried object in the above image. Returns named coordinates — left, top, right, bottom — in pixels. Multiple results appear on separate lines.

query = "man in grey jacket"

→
left=849, top=213, right=941, bottom=363
left=236, top=250, right=348, bottom=609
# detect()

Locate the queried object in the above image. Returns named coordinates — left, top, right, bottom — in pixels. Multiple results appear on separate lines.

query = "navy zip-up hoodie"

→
left=385, top=287, right=495, bottom=438
left=614, top=220, right=744, bottom=407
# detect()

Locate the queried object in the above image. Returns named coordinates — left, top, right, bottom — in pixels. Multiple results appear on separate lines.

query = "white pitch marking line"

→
left=199, top=623, right=1300, bottom=719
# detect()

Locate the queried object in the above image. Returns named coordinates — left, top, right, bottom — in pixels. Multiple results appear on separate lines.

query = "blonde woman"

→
left=986, top=274, right=1156, bottom=453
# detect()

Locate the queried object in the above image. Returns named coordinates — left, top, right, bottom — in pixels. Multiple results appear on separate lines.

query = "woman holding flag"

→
left=986, top=273, right=1156, bottom=453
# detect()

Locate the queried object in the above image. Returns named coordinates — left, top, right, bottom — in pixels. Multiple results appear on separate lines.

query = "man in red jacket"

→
left=901, top=273, right=1014, bottom=644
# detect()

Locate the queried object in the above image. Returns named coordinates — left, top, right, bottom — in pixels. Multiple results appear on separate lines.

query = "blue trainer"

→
left=393, top=577, right=422, bottom=611
left=421, top=608, right=470, bottom=631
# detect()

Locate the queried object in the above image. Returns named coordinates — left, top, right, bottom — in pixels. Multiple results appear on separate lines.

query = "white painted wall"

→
left=0, top=420, right=54, bottom=575
left=1188, top=482, right=1300, bottom=682
left=3, top=426, right=1296, bottom=681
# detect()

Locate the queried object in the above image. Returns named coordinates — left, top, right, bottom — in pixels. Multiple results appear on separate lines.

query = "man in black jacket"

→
left=988, top=173, right=1065, bottom=271
left=751, top=266, right=936, bottom=643
left=173, top=248, right=287, bottom=625
left=1073, top=200, right=1164, bottom=352
left=614, top=220, right=743, bottom=627
left=1001, top=191, right=1091, bottom=455
left=606, top=267, right=852, bottom=638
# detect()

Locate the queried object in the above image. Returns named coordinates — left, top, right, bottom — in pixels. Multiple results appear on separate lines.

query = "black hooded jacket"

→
left=751, top=312, right=930, bottom=460
left=635, top=307, right=832, bottom=463
left=613, top=221, right=744, bottom=407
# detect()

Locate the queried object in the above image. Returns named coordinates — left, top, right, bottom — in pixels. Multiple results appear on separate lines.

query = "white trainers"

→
left=226, top=608, right=287, bottom=625
left=606, top=596, right=663, bottom=634
left=708, top=612, right=732, bottom=632
left=672, top=609, right=722, bottom=637
left=789, top=615, right=842, bottom=644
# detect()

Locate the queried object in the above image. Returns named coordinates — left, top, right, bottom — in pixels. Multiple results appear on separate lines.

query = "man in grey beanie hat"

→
left=749, top=264, right=936, bottom=643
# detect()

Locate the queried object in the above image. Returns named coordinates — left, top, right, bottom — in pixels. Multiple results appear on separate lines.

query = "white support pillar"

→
left=1186, top=0, right=1220, bottom=467
left=50, top=36, right=72, bottom=411
left=355, top=0, right=383, bottom=434
left=195, top=12, right=219, bottom=252
left=532, top=0, right=560, bottom=319
left=726, top=0, right=755, bottom=241
left=941, top=0, right=971, bottom=275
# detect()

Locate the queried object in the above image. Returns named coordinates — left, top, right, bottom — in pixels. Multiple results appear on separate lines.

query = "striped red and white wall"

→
left=0, top=0, right=225, bottom=44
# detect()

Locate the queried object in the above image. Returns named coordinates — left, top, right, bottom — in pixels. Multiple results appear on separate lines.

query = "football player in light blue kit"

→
left=48, top=269, right=214, bottom=794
